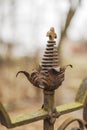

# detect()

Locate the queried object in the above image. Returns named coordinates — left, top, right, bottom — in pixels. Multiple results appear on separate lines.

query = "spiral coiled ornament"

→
left=41, top=40, right=59, bottom=74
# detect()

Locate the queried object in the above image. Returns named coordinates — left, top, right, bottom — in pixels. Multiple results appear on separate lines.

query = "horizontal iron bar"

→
left=56, top=102, right=83, bottom=115
left=0, top=101, right=83, bottom=128
left=11, top=109, right=48, bottom=128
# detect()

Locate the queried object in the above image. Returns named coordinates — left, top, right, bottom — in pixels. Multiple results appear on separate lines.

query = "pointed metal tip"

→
left=64, top=64, right=73, bottom=71
left=16, top=71, right=30, bottom=79
left=16, top=71, right=25, bottom=77
left=69, top=64, right=73, bottom=68
left=16, top=71, right=20, bottom=77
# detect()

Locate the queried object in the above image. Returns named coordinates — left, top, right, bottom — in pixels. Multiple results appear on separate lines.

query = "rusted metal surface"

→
left=57, top=117, right=85, bottom=130
left=0, top=27, right=87, bottom=130
left=43, top=90, right=55, bottom=130
left=16, top=27, right=72, bottom=91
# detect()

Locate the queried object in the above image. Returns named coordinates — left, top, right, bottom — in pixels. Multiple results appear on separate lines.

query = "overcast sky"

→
left=0, top=0, right=87, bottom=56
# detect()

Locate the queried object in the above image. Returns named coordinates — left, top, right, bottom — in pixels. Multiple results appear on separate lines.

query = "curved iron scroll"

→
left=57, top=117, right=85, bottom=130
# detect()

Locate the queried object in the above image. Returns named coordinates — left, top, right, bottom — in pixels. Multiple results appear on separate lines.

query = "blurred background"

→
left=0, top=0, right=87, bottom=130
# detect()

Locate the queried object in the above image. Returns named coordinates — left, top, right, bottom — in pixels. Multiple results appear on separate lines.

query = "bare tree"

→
left=58, top=0, right=81, bottom=54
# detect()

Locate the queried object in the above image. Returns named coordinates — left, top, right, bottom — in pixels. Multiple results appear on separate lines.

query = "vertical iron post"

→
left=43, top=90, right=55, bottom=130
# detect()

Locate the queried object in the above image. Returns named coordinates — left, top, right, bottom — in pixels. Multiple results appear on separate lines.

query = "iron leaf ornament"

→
left=16, top=27, right=72, bottom=91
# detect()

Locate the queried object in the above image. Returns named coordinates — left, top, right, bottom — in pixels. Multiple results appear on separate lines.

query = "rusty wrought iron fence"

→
left=0, top=27, right=87, bottom=130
